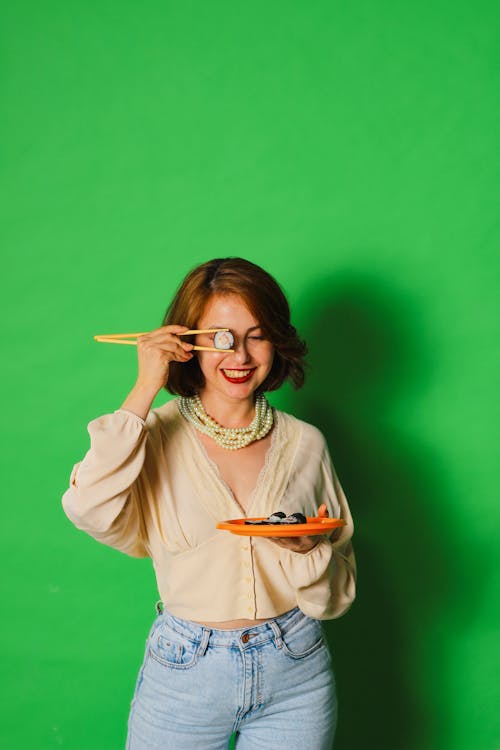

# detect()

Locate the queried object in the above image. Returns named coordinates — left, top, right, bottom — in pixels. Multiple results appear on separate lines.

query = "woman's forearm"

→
left=120, top=381, right=160, bottom=421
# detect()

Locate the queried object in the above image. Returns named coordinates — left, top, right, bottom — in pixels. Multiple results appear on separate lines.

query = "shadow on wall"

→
left=285, top=270, right=471, bottom=750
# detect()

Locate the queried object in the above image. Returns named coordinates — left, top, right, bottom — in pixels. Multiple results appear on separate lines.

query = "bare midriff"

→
left=191, top=618, right=271, bottom=630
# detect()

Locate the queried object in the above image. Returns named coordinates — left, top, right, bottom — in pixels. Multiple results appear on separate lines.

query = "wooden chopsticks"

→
left=93, top=329, right=235, bottom=353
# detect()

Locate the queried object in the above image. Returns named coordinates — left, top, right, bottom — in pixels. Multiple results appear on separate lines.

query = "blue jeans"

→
left=126, top=602, right=337, bottom=749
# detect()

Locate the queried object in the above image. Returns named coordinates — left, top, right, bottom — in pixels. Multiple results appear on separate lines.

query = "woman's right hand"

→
left=135, top=325, right=194, bottom=393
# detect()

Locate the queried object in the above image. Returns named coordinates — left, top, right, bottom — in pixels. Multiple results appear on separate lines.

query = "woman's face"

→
left=194, top=293, right=275, bottom=402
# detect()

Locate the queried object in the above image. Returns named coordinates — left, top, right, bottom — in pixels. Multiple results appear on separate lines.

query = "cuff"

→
left=279, top=539, right=334, bottom=589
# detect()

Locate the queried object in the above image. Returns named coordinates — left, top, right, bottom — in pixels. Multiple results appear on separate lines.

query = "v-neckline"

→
left=180, top=404, right=281, bottom=518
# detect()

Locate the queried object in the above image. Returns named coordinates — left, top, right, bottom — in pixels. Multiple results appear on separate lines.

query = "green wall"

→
left=1, top=2, right=498, bottom=748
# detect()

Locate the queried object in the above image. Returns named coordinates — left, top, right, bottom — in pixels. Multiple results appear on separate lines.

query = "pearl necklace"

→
left=178, top=393, right=274, bottom=450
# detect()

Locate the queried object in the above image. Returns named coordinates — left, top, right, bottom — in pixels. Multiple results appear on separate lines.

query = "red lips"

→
left=221, top=369, right=256, bottom=384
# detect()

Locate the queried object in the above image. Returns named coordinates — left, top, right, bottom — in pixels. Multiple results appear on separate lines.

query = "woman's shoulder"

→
left=146, top=397, right=185, bottom=437
left=273, top=406, right=327, bottom=453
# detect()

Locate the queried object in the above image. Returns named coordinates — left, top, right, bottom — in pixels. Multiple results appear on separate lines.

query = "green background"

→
left=1, top=1, right=498, bottom=748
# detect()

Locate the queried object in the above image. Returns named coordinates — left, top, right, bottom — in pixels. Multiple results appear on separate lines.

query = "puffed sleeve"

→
left=278, top=436, right=356, bottom=620
left=61, top=409, right=151, bottom=558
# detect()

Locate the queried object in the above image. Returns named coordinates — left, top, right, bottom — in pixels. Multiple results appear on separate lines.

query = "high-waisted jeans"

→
left=126, top=602, right=337, bottom=750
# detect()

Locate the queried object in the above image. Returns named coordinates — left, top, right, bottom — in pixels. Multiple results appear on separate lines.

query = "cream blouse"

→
left=61, top=399, right=356, bottom=621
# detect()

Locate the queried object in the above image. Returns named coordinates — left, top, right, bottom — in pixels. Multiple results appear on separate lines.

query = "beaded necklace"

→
left=178, top=393, right=274, bottom=450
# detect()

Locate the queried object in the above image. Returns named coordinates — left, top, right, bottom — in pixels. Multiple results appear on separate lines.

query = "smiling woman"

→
left=163, top=257, right=308, bottom=398
left=61, top=257, right=356, bottom=749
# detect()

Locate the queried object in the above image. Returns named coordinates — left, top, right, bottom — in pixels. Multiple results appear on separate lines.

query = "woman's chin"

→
left=216, top=375, right=260, bottom=399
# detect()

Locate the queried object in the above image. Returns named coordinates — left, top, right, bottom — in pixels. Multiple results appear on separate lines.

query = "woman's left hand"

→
left=266, top=503, right=330, bottom=554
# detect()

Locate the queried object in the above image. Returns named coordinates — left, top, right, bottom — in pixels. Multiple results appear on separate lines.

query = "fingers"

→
left=137, top=338, right=192, bottom=363
left=137, top=326, right=195, bottom=363
left=267, top=536, right=320, bottom=553
left=165, top=344, right=193, bottom=362
left=159, top=324, right=191, bottom=335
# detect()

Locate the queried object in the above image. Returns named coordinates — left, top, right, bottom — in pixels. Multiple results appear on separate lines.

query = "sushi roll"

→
left=243, top=511, right=307, bottom=525
left=277, top=513, right=307, bottom=524
left=244, top=512, right=286, bottom=525
left=267, top=512, right=286, bottom=523
left=213, top=330, right=234, bottom=350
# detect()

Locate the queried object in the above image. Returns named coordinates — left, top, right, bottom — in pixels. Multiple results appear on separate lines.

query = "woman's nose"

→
left=233, top=338, right=251, bottom=363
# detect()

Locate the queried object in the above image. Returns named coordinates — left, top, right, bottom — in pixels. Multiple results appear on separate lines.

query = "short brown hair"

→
left=162, top=257, right=307, bottom=397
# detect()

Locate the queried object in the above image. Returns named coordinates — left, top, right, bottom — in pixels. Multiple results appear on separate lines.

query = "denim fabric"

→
left=126, top=603, right=336, bottom=750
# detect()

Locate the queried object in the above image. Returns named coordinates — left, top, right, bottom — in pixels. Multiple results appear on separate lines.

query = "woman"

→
left=62, top=257, right=356, bottom=750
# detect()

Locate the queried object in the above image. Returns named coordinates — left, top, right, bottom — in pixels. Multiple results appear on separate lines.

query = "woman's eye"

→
left=249, top=336, right=265, bottom=340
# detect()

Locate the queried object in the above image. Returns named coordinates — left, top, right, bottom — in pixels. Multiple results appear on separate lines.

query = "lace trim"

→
left=247, top=408, right=284, bottom=509
left=180, top=404, right=284, bottom=517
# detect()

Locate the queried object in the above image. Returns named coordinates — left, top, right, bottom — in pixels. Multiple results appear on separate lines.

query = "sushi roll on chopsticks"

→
left=213, top=330, right=234, bottom=350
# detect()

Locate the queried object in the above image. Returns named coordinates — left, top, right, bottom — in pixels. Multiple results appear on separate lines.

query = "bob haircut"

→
left=162, top=257, right=307, bottom=397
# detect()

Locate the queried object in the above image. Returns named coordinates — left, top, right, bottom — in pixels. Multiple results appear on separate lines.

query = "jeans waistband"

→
left=153, top=602, right=312, bottom=649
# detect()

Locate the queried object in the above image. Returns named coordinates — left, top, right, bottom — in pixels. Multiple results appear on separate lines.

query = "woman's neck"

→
left=196, top=391, right=256, bottom=428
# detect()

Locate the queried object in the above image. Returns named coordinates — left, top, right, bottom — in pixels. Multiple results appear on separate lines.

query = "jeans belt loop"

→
left=269, top=619, right=283, bottom=649
left=199, top=627, right=211, bottom=657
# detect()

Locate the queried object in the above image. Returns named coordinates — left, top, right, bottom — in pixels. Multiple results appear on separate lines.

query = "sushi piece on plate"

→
left=288, top=512, right=307, bottom=524
left=267, top=512, right=286, bottom=523
left=244, top=511, right=307, bottom=525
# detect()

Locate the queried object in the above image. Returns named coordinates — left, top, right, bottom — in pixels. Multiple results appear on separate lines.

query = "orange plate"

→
left=216, top=516, right=346, bottom=537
